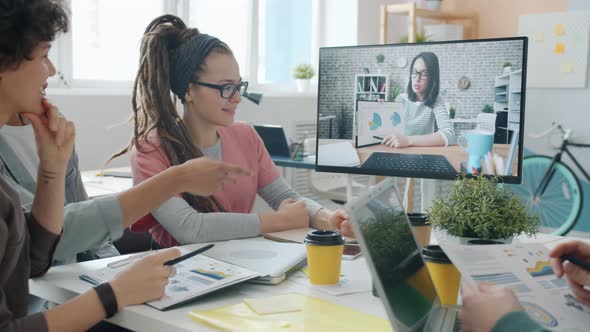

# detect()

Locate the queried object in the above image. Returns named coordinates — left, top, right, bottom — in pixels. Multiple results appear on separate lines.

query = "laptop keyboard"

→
left=361, top=152, right=456, bottom=176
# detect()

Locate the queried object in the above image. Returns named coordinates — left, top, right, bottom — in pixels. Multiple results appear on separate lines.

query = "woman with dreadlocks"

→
left=111, top=14, right=353, bottom=248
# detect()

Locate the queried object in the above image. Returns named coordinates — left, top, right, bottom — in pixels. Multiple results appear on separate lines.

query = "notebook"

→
left=202, top=238, right=307, bottom=285
left=79, top=246, right=260, bottom=310
left=188, top=293, right=392, bottom=332
left=253, top=124, right=291, bottom=157
left=345, top=178, right=460, bottom=331
left=79, top=239, right=306, bottom=310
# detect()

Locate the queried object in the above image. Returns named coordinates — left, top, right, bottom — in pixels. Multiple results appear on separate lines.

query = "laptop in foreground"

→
left=345, top=178, right=460, bottom=331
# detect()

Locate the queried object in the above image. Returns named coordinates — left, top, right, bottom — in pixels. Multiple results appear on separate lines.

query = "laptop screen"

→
left=346, top=178, right=438, bottom=331
left=253, top=124, right=291, bottom=157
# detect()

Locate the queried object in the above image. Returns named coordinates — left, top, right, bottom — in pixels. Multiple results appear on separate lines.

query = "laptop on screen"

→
left=345, top=178, right=460, bottom=332
left=253, top=124, right=291, bottom=158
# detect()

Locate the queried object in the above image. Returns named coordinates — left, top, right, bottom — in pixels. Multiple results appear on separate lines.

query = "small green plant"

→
left=376, top=54, right=385, bottom=63
left=481, top=104, right=494, bottom=113
left=448, top=106, right=456, bottom=119
left=426, top=174, right=539, bottom=240
left=388, top=85, right=403, bottom=101
left=503, top=62, right=513, bottom=68
left=293, top=64, right=315, bottom=80
left=400, top=33, right=429, bottom=43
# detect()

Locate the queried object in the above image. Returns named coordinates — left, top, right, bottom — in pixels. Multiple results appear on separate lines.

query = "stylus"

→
left=164, top=244, right=215, bottom=266
left=561, top=254, right=590, bottom=271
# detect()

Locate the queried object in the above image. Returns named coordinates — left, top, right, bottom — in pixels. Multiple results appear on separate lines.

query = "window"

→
left=258, top=0, right=313, bottom=84
left=71, top=0, right=164, bottom=82
left=53, top=0, right=318, bottom=90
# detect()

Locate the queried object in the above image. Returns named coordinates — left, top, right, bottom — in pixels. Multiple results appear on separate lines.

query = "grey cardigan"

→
left=0, top=135, right=123, bottom=264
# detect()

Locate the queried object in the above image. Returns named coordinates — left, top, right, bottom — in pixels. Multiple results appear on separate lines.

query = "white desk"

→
left=29, top=242, right=387, bottom=332
left=81, top=168, right=133, bottom=199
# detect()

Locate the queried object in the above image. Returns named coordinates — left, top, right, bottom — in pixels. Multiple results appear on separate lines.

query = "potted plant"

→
left=481, top=104, right=494, bottom=114
left=293, top=64, right=315, bottom=93
left=448, top=106, right=456, bottom=119
left=426, top=174, right=539, bottom=244
left=388, top=85, right=403, bottom=101
left=503, top=62, right=513, bottom=73
left=376, top=54, right=385, bottom=63
left=400, top=32, right=429, bottom=43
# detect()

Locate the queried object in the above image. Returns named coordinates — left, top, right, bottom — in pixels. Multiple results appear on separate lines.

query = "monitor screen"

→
left=315, top=37, right=527, bottom=183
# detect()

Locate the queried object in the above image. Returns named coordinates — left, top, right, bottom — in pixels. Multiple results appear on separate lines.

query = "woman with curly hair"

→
left=0, top=1, right=249, bottom=331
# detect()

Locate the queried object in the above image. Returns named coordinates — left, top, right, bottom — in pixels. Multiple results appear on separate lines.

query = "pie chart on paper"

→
left=368, top=112, right=382, bottom=131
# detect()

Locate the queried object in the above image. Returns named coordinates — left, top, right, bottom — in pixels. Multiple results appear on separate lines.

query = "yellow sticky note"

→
left=244, top=294, right=305, bottom=315
left=533, top=32, right=544, bottom=42
left=554, top=23, right=565, bottom=36
left=554, top=42, right=566, bottom=55
left=561, top=62, right=573, bottom=73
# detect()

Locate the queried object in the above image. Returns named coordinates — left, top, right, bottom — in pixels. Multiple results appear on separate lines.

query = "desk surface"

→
left=30, top=234, right=584, bottom=332
left=29, top=241, right=386, bottom=332
left=271, top=155, right=316, bottom=169
left=81, top=168, right=133, bottom=199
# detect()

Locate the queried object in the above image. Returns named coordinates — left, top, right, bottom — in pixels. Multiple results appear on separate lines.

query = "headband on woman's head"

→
left=169, top=33, right=225, bottom=101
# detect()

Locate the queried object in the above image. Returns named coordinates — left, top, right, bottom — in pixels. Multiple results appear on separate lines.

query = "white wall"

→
left=50, top=90, right=317, bottom=170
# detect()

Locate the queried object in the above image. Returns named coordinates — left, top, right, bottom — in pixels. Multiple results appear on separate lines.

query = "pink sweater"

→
left=130, top=122, right=280, bottom=247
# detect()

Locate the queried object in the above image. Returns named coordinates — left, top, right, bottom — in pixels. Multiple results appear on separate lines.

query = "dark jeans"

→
left=87, top=321, right=134, bottom=332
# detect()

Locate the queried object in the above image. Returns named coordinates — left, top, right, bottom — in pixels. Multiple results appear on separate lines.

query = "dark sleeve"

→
left=0, top=218, right=49, bottom=332
left=0, top=308, right=48, bottom=332
left=492, top=311, right=550, bottom=332
left=25, top=212, right=61, bottom=278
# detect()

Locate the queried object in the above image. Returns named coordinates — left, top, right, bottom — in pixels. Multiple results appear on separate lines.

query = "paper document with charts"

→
left=80, top=248, right=260, bottom=310
left=440, top=242, right=590, bottom=331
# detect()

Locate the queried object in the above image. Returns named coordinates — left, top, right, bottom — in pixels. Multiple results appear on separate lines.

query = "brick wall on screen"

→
left=318, top=40, right=524, bottom=139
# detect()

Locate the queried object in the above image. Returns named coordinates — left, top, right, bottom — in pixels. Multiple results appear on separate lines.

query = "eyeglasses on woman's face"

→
left=411, top=70, right=429, bottom=81
left=193, top=81, right=249, bottom=99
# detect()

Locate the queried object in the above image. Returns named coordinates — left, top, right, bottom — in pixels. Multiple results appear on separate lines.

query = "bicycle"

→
left=509, top=123, right=590, bottom=235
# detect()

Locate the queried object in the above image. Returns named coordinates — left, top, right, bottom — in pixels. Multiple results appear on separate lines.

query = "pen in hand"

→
left=373, top=135, right=384, bottom=140
left=560, top=254, right=590, bottom=271
left=164, top=244, right=215, bottom=266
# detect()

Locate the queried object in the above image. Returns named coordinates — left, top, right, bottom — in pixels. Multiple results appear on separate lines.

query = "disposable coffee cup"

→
left=408, top=213, right=431, bottom=250
left=422, top=245, right=461, bottom=305
left=467, top=239, right=503, bottom=245
left=304, top=230, right=345, bottom=285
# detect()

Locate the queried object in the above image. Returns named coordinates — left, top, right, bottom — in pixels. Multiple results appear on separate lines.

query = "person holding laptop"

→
left=459, top=240, right=590, bottom=331
left=109, top=14, right=353, bottom=248
left=380, top=52, right=456, bottom=149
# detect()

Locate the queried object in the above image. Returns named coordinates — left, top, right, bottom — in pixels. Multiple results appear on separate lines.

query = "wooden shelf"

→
left=380, top=2, right=478, bottom=44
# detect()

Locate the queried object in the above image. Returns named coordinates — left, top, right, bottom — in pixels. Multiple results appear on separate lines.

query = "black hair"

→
left=406, top=51, right=440, bottom=108
left=0, top=0, right=68, bottom=71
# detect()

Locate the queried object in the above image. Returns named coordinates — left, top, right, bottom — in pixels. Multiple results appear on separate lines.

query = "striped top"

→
left=396, top=93, right=456, bottom=145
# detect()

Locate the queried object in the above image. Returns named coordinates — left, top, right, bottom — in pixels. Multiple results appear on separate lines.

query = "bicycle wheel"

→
left=509, top=155, right=582, bottom=235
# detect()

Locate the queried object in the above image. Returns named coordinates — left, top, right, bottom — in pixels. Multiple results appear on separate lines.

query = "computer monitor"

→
left=315, top=37, right=527, bottom=183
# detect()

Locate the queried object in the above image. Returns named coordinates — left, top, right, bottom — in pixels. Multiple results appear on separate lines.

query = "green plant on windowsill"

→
left=400, top=33, right=429, bottom=43
left=293, top=64, right=315, bottom=80
left=481, top=104, right=494, bottom=113
left=503, top=62, right=513, bottom=68
left=426, top=174, right=539, bottom=241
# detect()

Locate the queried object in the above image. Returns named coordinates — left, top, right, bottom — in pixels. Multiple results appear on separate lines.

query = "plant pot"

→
left=503, top=66, right=512, bottom=74
left=295, top=79, right=311, bottom=93
left=448, top=234, right=513, bottom=245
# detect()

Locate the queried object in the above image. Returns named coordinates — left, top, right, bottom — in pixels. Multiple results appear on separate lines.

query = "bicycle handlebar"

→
left=529, top=122, right=572, bottom=140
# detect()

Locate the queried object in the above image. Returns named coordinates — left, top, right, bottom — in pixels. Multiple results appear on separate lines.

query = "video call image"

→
left=315, top=38, right=526, bottom=182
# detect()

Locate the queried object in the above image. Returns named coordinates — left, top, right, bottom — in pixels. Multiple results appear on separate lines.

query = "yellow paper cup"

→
left=408, top=213, right=431, bottom=251
left=422, top=245, right=461, bottom=305
left=304, top=230, right=344, bottom=285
